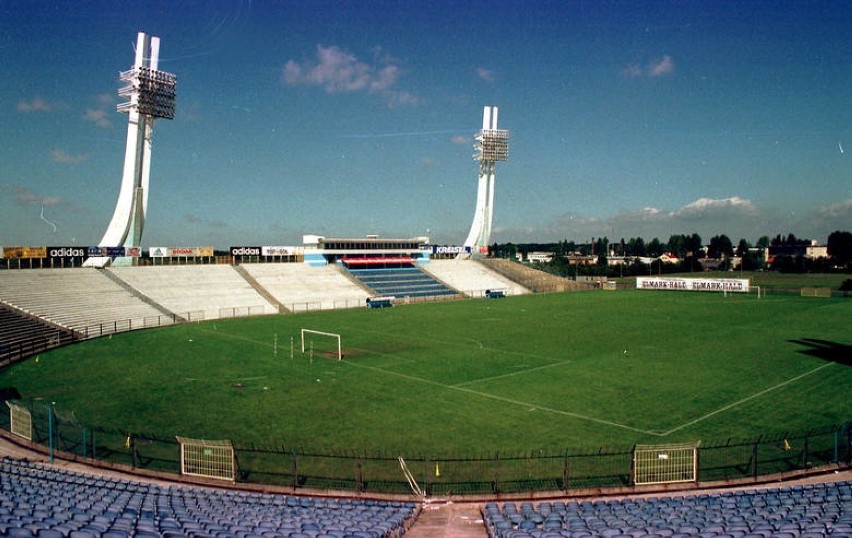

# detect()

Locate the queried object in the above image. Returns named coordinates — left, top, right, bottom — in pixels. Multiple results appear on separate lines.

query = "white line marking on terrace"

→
left=660, top=362, right=836, bottom=436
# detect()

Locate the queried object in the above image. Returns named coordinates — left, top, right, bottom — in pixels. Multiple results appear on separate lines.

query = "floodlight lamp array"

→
left=474, top=129, right=509, bottom=162
left=116, top=66, right=177, bottom=119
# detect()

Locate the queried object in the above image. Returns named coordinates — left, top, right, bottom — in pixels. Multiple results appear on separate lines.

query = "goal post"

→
left=633, top=441, right=700, bottom=485
left=300, top=329, right=342, bottom=360
left=176, top=436, right=236, bottom=482
left=6, top=402, right=32, bottom=441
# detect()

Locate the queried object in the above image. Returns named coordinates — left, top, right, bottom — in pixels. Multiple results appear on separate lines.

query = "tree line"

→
left=489, top=230, right=852, bottom=278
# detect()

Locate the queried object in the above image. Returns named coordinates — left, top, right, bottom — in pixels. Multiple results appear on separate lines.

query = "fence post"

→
left=493, top=453, right=500, bottom=495
left=47, top=403, right=54, bottom=464
left=357, top=460, right=364, bottom=493
left=562, top=450, right=569, bottom=492
left=803, top=435, right=809, bottom=469
left=751, top=442, right=758, bottom=479
left=292, top=452, right=298, bottom=490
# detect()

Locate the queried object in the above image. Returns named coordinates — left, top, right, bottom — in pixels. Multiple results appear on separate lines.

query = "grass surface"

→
left=1, top=289, right=849, bottom=457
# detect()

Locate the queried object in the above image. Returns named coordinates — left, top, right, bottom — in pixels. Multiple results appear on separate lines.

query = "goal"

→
left=633, top=442, right=700, bottom=485
left=175, top=436, right=236, bottom=482
left=6, top=402, right=32, bottom=441
left=300, top=329, right=343, bottom=360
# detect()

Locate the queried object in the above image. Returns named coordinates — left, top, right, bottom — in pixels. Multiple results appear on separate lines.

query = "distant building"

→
left=658, top=253, right=680, bottom=264
left=526, top=251, right=553, bottom=264
left=766, top=240, right=828, bottom=263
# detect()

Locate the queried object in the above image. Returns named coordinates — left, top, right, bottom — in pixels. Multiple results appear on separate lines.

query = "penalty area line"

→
left=341, top=351, right=661, bottom=437
left=660, top=362, right=836, bottom=436
left=453, top=359, right=573, bottom=388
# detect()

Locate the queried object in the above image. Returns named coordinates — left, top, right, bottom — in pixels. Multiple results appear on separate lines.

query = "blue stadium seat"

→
left=481, top=480, right=852, bottom=538
left=0, top=457, right=417, bottom=538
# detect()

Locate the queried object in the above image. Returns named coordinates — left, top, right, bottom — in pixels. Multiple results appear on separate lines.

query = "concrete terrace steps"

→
left=0, top=269, right=174, bottom=335
left=479, top=258, right=589, bottom=293
left=108, top=265, right=278, bottom=321
left=231, top=264, right=287, bottom=313
left=421, top=259, right=530, bottom=297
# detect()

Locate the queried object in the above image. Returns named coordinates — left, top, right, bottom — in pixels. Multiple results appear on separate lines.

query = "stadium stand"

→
left=421, top=259, right=529, bottom=297
left=346, top=266, right=457, bottom=299
left=481, top=481, right=852, bottom=538
left=0, top=305, right=77, bottom=365
left=0, top=456, right=419, bottom=538
left=239, top=263, right=369, bottom=312
left=0, top=269, right=176, bottom=337
left=109, top=265, right=278, bottom=321
left=480, top=259, right=588, bottom=293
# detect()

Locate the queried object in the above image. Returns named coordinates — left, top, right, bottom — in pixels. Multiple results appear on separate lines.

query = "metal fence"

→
left=2, top=402, right=848, bottom=496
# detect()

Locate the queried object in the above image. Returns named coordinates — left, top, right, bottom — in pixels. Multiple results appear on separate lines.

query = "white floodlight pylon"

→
left=85, top=32, right=176, bottom=267
left=463, top=105, right=509, bottom=254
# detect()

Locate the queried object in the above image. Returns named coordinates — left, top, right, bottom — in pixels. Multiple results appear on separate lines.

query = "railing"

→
left=0, top=333, right=78, bottom=368
left=2, top=403, right=848, bottom=497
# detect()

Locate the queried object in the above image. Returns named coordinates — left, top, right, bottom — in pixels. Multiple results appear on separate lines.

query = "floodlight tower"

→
left=463, top=105, right=509, bottom=253
left=85, top=32, right=176, bottom=267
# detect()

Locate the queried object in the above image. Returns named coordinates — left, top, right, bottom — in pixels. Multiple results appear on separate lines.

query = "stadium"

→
left=1, top=32, right=850, bottom=538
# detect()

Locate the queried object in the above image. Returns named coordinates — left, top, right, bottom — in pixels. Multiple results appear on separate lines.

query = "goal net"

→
left=801, top=287, right=831, bottom=298
left=300, top=329, right=342, bottom=360
left=633, top=442, right=700, bottom=485
left=175, top=436, right=236, bottom=482
left=6, top=402, right=32, bottom=441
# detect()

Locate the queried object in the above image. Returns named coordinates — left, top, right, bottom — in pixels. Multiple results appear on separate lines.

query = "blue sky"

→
left=1, top=0, right=850, bottom=249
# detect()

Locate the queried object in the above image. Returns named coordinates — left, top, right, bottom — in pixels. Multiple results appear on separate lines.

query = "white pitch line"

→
left=660, top=362, right=836, bottom=436
left=342, top=350, right=661, bottom=436
left=198, top=327, right=273, bottom=347
left=453, top=359, right=573, bottom=387
left=359, top=327, right=556, bottom=361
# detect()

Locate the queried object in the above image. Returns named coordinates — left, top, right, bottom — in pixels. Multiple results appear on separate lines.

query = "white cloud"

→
left=84, top=108, right=111, bottom=129
left=50, top=149, right=89, bottom=164
left=672, top=196, right=757, bottom=218
left=451, top=134, right=470, bottom=145
left=17, top=97, right=53, bottom=112
left=621, top=63, right=643, bottom=78
left=2, top=185, right=65, bottom=207
left=622, top=55, right=675, bottom=78
left=649, top=55, right=675, bottom=77
left=477, top=67, right=495, bottom=82
left=497, top=196, right=767, bottom=243
left=283, top=45, right=418, bottom=106
left=818, top=199, right=852, bottom=219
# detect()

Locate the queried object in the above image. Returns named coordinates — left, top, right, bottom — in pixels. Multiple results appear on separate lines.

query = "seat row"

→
left=0, top=457, right=418, bottom=538
left=482, top=481, right=852, bottom=538
left=348, top=267, right=456, bottom=298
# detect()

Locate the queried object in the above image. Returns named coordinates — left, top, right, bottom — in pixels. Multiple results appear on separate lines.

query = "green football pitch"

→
left=1, top=290, right=850, bottom=457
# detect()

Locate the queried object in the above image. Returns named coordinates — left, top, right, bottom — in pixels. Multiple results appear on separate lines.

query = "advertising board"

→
left=47, top=247, right=87, bottom=259
left=262, top=246, right=297, bottom=256
left=431, top=246, right=471, bottom=255
left=230, top=246, right=261, bottom=256
left=636, top=277, right=749, bottom=293
left=2, top=247, right=47, bottom=259
left=149, top=247, right=212, bottom=258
